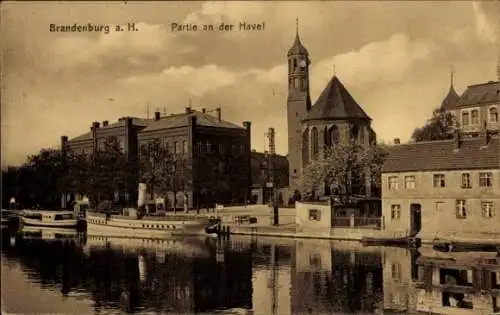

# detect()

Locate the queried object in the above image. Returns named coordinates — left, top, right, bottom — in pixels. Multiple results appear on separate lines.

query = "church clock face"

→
left=298, top=59, right=307, bottom=69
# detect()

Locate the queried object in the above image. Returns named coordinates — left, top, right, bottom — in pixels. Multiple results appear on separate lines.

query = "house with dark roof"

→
left=286, top=22, right=376, bottom=197
left=440, top=76, right=499, bottom=137
left=137, top=106, right=252, bottom=209
left=381, top=131, right=500, bottom=244
left=249, top=150, right=289, bottom=205
left=61, top=107, right=252, bottom=209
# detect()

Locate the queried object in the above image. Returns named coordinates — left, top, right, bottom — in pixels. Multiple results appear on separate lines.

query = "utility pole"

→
left=265, top=127, right=279, bottom=225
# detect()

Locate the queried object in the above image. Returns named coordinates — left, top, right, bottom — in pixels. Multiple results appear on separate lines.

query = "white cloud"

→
left=472, top=1, right=497, bottom=43
left=121, top=64, right=240, bottom=97
left=311, top=33, right=438, bottom=96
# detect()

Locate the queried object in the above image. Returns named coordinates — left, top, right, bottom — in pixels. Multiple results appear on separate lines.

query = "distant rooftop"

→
left=140, top=110, right=244, bottom=133
left=382, top=135, right=500, bottom=173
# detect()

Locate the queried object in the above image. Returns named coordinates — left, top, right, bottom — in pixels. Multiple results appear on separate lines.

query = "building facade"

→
left=381, top=131, right=500, bottom=242
left=285, top=24, right=377, bottom=194
left=440, top=78, right=499, bottom=137
left=61, top=107, right=252, bottom=209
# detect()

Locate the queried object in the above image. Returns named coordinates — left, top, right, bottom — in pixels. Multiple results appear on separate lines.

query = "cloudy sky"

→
left=2, top=1, right=499, bottom=166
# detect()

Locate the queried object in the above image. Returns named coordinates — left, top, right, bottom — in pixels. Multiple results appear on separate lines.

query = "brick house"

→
left=61, top=107, right=252, bottom=209
left=381, top=130, right=500, bottom=242
left=249, top=150, right=289, bottom=205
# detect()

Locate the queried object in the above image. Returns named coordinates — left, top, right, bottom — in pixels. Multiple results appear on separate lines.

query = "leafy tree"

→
left=139, top=139, right=191, bottom=211
left=299, top=140, right=387, bottom=203
left=411, top=107, right=455, bottom=142
left=67, top=137, right=131, bottom=207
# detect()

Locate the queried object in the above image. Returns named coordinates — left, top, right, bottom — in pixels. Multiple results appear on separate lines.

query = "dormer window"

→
left=490, top=106, right=498, bottom=123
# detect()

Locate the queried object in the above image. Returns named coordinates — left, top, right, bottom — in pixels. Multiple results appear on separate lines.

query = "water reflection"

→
left=1, top=227, right=499, bottom=314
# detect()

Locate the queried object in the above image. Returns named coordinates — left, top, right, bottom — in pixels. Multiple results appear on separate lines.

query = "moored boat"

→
left=20, top=210, right=78, bottom=228
left=85, top=209, right=211, bottom=238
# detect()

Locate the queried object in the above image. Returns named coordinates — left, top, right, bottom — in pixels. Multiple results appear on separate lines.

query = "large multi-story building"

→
left=381, top=130, right=500, bottom=242
left=440, top=76, right=499, bottom=137
left=61, top=107, right=252, bottom=209
left=285, top=22, right=377, bottom=194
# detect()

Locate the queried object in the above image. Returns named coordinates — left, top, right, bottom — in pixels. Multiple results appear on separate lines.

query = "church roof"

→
left=440, top=85, right=461, bottom=111
left=303, top=76, right=371, bottom=121
left=455, top=80, right=500, bottom=107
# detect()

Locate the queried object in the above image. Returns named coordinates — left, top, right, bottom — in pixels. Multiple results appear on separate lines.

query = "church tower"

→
left=287, top=18, right=311, bottom=188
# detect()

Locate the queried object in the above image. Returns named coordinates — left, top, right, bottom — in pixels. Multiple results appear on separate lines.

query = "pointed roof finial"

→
left=296, top=17, right=299, bottom=36
left=450, top=65, right=455, bottom=88
left=333, top=64, right=336, bottom=77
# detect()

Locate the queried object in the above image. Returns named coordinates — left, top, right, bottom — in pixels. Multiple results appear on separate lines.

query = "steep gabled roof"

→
left=303, top=76, right=371, bottom=121
left=140, top=110, right=244, bottom=133
left=382, top=135, right=500, bottom=173
left=456, top=81, right=500, bottom=107
left=440, top=85, right=461, bottom=111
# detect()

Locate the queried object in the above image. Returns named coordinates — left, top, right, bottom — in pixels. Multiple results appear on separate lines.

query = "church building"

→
left=286, top=21, right=377, bottom=195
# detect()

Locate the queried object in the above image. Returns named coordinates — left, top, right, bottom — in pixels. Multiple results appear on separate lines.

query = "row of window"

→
left=390, top=201, right=494, bottom=220
left=387, top=172, right=493, bottom=190
left=196, top=140, right=246, bottom=155
left=461, top=106, right=498, bottom=127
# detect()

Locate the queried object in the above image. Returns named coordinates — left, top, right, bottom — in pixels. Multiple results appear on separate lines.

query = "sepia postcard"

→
left=1, top=1, right=500, bottom=314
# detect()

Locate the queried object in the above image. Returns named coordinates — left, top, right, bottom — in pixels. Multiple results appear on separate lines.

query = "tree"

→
left=411, top=107, right=455, bottom=142
left=138, top=139, right=191, bottom=211
left=298, top=140, right=388, bottom=203
left=66, top=137, right=131, bottom=207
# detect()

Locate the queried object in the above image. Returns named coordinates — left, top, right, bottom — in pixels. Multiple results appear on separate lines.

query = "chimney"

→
left=202, top=108, right=206, bottom=113
left=102, top=120, right=109, bottom=127
left=393, top=138, right=400, bottom=145
left=453, top=129, right=461, bottom=150
left=185, top=107, right=192, bottom=114
left=61, top=135, right=68, bottom=151
left=216, top=107, right=221, bottom=121
left=154, top=111, right=161, bottom=121
left=92, top=121, right=100, bottom=129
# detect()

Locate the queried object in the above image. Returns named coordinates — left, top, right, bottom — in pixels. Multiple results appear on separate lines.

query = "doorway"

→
left=410, top=203, right=422, bottom=237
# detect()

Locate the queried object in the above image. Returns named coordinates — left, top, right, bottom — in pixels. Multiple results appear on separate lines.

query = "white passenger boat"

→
left=85, top=209, right=211, bottom=238
left=20, top=210, right=78, bottom=228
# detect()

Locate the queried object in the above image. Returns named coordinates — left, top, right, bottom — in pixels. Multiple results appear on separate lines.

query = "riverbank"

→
left=224, top=224, right=500, bottom=246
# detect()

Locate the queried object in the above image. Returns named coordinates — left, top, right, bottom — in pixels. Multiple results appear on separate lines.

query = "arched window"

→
left=324, top=125, right=339, bottom=149
left=471, top=110, right=479, bottom=125
left=490, top=107, right=499, bottom=123
left=462, top=111, right=469, bottom=126
left=311, top=127, right=319, bottom=160
left=302, top=129, right=309, bottom=167
left=324, top=126, right=331, bottom=147
left=350, top=124, right=359, bottom=142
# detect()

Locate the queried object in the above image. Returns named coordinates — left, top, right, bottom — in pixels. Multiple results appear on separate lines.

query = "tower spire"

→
left=450, top=65, right=454, bottom=88
left=295, top=17, right=299, bottom=37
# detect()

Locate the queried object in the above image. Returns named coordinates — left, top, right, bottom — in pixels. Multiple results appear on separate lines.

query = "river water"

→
left=1, top=227, right=499, bottom=314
